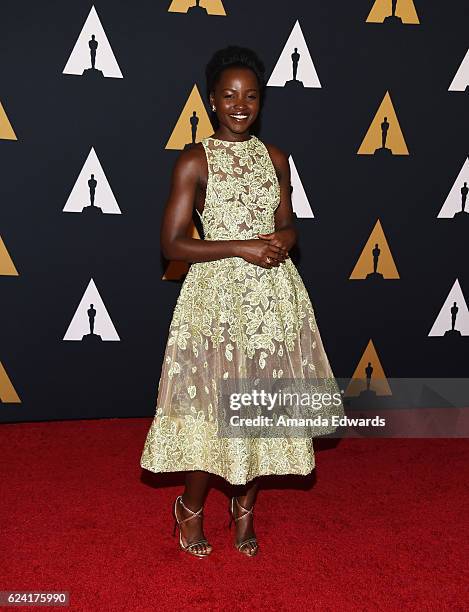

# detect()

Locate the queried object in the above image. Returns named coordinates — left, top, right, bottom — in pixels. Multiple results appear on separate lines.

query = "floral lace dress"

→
left=140, top=134, right=344, bottom=485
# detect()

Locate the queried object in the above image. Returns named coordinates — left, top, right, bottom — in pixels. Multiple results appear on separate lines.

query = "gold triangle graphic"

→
left=0, top=236, right=19, bottom=276
left=349, top=219, right=399, bottom=279
left=0, top=100, right=17, bottom=141
left=166, top=85, right=214, bottom=150
left=0, top=362, right=21, bottom=403
left=357, top=91, right=409, bottom=155
left=366, top=0, right=419, bottom=24
left=168, top=0, right=226, bottom=15
left=162, top=221, right=201, bottom=280
left=344, top=339, right=392, bottom=397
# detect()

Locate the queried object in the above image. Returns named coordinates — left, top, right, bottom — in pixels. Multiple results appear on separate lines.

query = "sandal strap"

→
left=184, top=538, right=209, bottom=551
left=176, top=495, right=204, bottom=525
left=232, top=496, right=254, bottom=522
left=237, top=537, right=258, bottom=551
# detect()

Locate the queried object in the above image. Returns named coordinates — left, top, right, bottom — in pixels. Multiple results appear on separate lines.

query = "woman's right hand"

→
left=235, top=239, right=289, bottom=269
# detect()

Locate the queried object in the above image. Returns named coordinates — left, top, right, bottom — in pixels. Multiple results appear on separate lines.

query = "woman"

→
left=140, top=46, right=344, bottom=558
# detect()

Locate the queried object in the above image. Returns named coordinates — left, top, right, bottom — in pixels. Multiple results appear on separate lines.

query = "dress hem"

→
left=140, top=460, right=315, bottom=486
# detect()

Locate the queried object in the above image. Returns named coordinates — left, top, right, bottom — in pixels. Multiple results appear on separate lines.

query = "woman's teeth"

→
left=230, top=114, right=248, bottom=122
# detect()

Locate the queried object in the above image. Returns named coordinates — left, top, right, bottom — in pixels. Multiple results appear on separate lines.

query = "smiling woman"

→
left=139, top=45, right=344, bottom=559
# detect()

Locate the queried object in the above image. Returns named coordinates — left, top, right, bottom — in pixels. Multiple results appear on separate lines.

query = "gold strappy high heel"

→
left=172, top=495, right=213, bottom=558
left=228, top=496, right=259, bottom=556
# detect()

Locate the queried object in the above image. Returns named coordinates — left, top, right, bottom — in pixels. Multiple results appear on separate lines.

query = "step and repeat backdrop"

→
left=0, top=1, right=467, bottom=422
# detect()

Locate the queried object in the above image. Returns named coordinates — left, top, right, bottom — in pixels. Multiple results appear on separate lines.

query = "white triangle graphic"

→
left=267, top=20, right=321, bottom=88
left=63, top=6, right=123, bottom=78
left=64, top=278, right=120, bottom=341
left=64, top=147, right=121, bottom=213
left=428, top=279, right=469, bottom=336
left=289, top=156, right=314, bottom=218
left=438, top=157, right=469, bottom=218
left=449, top=48, right=469, bottom=92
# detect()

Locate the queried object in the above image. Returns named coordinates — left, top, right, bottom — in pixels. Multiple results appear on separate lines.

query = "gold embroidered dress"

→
left=140, top=135, right=343, bottom=485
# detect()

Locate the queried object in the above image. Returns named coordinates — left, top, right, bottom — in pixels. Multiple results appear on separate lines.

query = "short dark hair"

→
left=205, top=45, right=266, bottom=104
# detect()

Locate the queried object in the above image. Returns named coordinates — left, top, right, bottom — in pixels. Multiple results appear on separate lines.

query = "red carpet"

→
left=1, top=418, right=468, bottom=611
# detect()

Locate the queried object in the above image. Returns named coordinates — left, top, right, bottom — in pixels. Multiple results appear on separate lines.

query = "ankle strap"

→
left=233, top=496, right=254, bottom=521
left=176, top=495, right=204, bottom=525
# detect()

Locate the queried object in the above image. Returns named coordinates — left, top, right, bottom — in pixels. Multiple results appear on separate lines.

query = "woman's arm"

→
left=160, top=146, right=242, bottom=263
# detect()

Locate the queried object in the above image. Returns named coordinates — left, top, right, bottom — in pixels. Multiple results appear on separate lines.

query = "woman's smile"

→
left=229, top=113, right=249, bottom=123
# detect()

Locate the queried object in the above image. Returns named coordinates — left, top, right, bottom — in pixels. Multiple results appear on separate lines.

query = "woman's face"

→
left=210, top=66, right=260, bottom=138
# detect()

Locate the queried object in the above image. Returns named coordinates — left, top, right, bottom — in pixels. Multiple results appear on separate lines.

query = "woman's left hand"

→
left=257, top=228, right=294, bottom=258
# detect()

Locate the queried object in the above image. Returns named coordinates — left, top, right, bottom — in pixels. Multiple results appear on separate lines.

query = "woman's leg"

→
left=176, top=470, right=212, bottom=554
left=231, top=477, right=260, bottom=555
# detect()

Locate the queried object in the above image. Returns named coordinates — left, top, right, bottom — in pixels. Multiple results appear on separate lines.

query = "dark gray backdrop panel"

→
left=0, top=1, right=466, bottom=422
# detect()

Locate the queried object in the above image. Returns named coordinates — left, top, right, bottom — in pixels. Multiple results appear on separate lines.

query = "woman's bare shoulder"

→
left=263, top=141, right=290, bottom=175
left=172, top=142, right=207, bottom=179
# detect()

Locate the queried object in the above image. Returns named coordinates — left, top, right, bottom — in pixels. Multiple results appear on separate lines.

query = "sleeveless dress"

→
left=140, top=134, right=344, bottom=485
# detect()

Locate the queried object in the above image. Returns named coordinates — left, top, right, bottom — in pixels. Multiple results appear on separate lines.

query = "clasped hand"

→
left=238, top=228, right=294, bottom=269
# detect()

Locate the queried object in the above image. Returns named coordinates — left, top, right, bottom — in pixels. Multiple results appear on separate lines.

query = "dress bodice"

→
left=199, top=135, right=280, bottom=241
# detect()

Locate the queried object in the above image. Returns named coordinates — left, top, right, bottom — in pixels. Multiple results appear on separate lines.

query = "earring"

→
left=212, top=106, right=216, bottom=111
